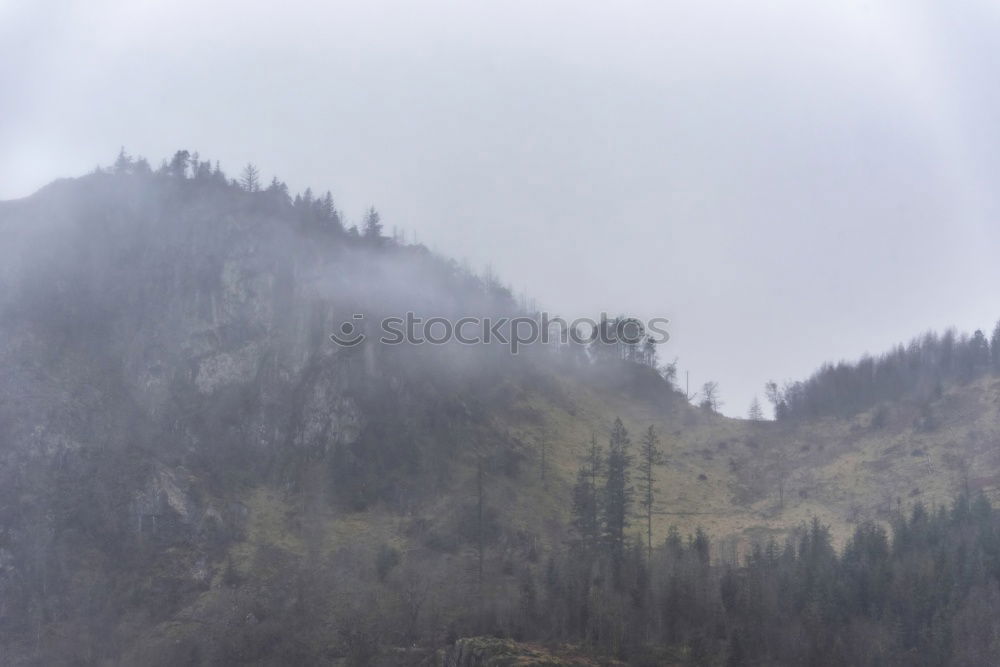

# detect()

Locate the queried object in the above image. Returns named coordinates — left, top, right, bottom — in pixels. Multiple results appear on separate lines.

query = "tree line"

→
left=765, top=324, right=1000, bottom=421
left=108, top=147, right=392, bottom=241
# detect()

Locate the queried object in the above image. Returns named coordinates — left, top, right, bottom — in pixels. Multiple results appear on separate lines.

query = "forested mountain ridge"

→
left=768, top=324, right=1000, bottom=421
left=2, top=154, right=1000, bottom=665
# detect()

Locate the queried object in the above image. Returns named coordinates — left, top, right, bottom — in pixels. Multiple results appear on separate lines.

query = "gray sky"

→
left=3, top=0, right=1000, bottom=416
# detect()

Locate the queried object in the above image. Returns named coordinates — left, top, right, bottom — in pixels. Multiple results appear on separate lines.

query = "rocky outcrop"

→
left=441, top=637, right=604, bottom=667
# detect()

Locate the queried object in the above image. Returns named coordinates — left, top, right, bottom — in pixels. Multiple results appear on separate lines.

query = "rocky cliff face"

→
left=0, top=171, right=533, bottom=664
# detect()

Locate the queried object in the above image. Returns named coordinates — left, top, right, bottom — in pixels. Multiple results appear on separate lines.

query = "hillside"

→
left=465, top=355, right=1000, bottom=552
left=2, top=159, right=1000, bottom=665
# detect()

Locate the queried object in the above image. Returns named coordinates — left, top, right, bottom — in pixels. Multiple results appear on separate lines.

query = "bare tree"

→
left=659, top=358, right=678, bottom=388
left=699, top=381, right=721, bottom=413
left=239, top=163, right=260, bottom=192
left=764, top=380, right=788, bottom=420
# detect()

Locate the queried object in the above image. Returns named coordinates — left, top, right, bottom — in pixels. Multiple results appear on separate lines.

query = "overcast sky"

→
left=3, top=0, right=1000, bottom=416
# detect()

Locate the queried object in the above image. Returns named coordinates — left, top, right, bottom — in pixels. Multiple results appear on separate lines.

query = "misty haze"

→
left=3, top=1, right=1000, bottom=665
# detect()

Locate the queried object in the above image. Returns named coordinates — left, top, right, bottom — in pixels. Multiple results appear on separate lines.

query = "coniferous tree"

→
left=748, top=397, right=764, bottom=421
left=265, top=176, right=289, bottom=201
left=637, top=425, right=664, bottom=559
left=690, top=526, right=710, bottom=565
left=537, top=428, right=550, bottom=488
left=571, top=469, right=597, bottom=549
left=113, top=146, right=133, bottom=174
left=168, top=150, right=190, bottom=178
left=960, top=329, right=990, bottom=380
left=318, top=191, right=333, bottom=219
left=363, top=206, right=383, bottom=241
left=642, top=336, right=658, bottom=368
left=319, top=191, right=342, bottom=232
left=571, top=435, right=603, bottom=552
left=603, top=418, right=633, bottom=572
left=211, top=160, right=225, bottom=183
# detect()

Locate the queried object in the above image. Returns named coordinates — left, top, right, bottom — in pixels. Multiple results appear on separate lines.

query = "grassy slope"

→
left=133, top=367, right=1000, bottom=660
left=486, top=368, right=1000, bottom=552
left=218, top=370, right=1000, bottom=579
left=266, top=371, right=997, bottom=556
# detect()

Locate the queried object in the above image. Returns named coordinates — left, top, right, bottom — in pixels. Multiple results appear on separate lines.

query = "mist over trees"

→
left=0, top=151, right=696, bottom=664
left=91, top=150, right=676, bottom=379
left=8, top=149, right=1000, bottom=665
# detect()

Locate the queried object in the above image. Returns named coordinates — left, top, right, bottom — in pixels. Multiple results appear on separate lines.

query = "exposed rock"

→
left=441, top=637, right=605, bottom=667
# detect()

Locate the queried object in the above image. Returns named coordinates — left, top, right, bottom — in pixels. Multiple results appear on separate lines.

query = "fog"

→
left=4, top=0, right=1000, bottom=415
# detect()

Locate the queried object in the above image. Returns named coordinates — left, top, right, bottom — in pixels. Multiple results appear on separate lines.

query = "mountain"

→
left=3, top=156, right=1000, bottom=665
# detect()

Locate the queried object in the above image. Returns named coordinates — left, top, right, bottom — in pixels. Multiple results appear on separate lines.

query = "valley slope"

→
left=0, top=165, right=996, bottom=665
